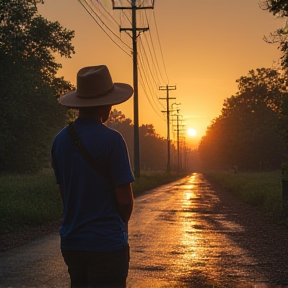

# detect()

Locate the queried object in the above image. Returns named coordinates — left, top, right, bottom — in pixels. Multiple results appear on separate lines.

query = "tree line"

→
left=0, top=0, right=74, bottom=172
left=2, top=0, right=288, bottom=173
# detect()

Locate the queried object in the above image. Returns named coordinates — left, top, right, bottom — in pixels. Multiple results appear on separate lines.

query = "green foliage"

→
left=199, top=68, right=287, bottom=171
left=0, top=0, right=75, bottom=172
left=0, top=170, right=62, bottom=235
left=204, top=170, right=287, bottom=224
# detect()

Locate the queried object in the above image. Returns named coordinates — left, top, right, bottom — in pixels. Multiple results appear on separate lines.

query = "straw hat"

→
left=58, top=65, right=133, bottom=108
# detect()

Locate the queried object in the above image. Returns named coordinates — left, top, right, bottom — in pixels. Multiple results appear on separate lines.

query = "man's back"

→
left=52, top=118, right=134, bottom=251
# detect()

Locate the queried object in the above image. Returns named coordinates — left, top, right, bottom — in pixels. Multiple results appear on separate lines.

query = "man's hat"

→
left=58, top=65, right=133, bottom=108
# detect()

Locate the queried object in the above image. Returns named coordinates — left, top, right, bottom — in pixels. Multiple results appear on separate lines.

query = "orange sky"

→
left=38, top=0, right=283, bottom=149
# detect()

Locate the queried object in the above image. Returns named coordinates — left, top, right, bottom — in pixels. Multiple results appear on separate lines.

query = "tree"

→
left=0, top=0, right=75, bottom=172
left=139, top=124, right=167, bottom=171
left=199, top=68, right=286, bottom=171
left=260, top=1, right=288, bottom=164
left=106, top=108, right=134, bottom=162
left=261, top=0, right=288, bottom=69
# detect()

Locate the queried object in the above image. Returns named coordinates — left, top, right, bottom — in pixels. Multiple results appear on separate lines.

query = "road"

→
left=0, top=173, right=287, bottom=288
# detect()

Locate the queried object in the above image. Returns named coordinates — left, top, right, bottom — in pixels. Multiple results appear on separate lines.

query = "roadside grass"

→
left=204, top=170, right=288, bottom=226
left=0, top=170, right=188, bottom=235
left=0, top=171, right=61, bottom=235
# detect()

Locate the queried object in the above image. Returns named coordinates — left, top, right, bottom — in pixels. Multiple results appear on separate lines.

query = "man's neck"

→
left=78, top=105, right=111, bottom=123
left=78, top=109, right=102, bottom=120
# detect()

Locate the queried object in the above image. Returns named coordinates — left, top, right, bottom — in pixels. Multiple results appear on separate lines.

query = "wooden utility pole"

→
left=179, top=125, right=186, bottom=172
left=171, top=103, right=181, bottom=173
left=160, top=85, right=176, bottom=173
left=113, top=1, right=154, bottom=178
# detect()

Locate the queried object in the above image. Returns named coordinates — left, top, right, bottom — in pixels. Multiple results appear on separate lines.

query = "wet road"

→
left=0, top=173, right=287, bottom=288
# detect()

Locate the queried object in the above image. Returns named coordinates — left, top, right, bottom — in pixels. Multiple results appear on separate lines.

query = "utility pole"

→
left=160, top=85, right=176, bottom=173
left=179, top=125, right=186, bottom=172
left=171, top=103, right=181, bottom=173
left=113, top=1, right=154, bottom=178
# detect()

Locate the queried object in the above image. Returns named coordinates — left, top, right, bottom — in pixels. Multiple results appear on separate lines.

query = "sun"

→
left=187, top=128, right=197, bottom=137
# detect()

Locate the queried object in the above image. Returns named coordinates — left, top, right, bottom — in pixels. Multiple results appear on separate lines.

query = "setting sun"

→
left=187, top=128, right=197, bottom=137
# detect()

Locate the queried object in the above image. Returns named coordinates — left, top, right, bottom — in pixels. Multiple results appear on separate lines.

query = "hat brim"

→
left=58, top=83, right=133, bottom=108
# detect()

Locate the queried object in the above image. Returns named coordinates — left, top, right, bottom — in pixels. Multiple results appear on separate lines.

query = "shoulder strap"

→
left=67, top=122, right=109, bottom=181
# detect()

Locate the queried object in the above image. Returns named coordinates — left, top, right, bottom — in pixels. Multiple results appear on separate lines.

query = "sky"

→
left=38, top=0, right=284, bottom=149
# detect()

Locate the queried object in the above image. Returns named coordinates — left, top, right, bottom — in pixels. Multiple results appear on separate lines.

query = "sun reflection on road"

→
left=127, top=173, right=287, bottom=287
left=176, top=173, right=260, bottom=287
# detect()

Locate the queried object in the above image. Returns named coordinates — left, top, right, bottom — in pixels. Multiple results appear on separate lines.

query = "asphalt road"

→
left=0, top=173, right=287, bottom=288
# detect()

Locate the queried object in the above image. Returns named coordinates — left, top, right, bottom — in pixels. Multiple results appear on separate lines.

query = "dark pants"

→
left=62, top=246, right=130, bottom=288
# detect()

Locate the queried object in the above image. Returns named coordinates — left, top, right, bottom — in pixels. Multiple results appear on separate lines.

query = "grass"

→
left=204, top=170, right=288, bottom=225
left=0, top=169, right=188, bottom=235
left=0, top=171, right=61, bottom=235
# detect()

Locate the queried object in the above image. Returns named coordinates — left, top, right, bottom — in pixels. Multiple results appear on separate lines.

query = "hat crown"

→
left=77, top=65, right=114, bottom=99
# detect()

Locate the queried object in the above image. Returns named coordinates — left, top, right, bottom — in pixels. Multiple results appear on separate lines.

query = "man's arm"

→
left=115, top=183, right=134, bottom=224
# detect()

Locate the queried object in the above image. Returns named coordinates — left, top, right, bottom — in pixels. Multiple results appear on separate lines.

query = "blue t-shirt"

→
left=51, top=118, right=134, bottom=251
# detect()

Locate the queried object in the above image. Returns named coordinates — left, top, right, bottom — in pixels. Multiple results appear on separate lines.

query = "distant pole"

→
left=184, top=142, right=187, bottom=172
left=179, top=124, right=186, bottom=172
left=113, top=1, right=153, bottom=178
left=176, top=114, right=180, bottom=172
left=171, top=103, right=181, bottom=173
left=160, top=85, right=176, bottom=173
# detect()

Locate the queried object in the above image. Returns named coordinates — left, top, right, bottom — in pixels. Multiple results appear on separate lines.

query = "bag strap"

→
left=67, top=122, right=109, bottom=181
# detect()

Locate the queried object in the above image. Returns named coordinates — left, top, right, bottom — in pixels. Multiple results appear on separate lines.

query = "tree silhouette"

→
left=199, top=68, right=287, bottom=171
left=0, top=0, right=74, bottom=172
left=261, top=0, right=288, bottom=69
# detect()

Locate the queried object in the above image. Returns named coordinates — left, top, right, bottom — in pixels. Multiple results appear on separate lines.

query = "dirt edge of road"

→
left=0, top=219, right=61, bottom=252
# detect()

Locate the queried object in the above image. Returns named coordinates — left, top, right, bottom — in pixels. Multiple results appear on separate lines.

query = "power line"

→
left=138, top=65, right=166, bottom=120
left=152, top=10, right=169, bottom=84
left=138, top=44, right=165, bottom=112
left=78, top=0, right=132, bottom=56
left=138, top=53, right=166, bottom=118
left=144, top=11, right=167, bottom=84
left=141, top=32, right=163, bottom=86
left=138, top=37, right=159, bottom=88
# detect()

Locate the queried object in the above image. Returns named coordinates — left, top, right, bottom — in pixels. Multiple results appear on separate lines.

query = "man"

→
left=51, top=65, right=134, bottom=288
